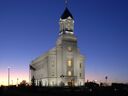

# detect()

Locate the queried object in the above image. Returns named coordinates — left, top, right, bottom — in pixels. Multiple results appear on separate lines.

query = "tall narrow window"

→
left=68, top=60, right=72, bottom=67
left=68, top=71, right=72, bottom=76
left=80, top=63, right=82, bottom=68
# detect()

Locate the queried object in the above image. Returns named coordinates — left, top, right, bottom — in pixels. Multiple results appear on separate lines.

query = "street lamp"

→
left=8, top=67, right=10, bottom=86
left=17, top=78, right=19, bottom=86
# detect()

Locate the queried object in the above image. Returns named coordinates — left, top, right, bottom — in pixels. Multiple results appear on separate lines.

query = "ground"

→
left=0, top=83, right=128, bottom=96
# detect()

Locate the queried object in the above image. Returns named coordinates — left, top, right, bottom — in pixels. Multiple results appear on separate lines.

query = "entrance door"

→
left=68, top=80, right=74, bottom=86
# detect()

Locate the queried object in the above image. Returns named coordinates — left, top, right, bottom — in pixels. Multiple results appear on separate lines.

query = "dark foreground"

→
left=0, top=83, right=128, bottom=96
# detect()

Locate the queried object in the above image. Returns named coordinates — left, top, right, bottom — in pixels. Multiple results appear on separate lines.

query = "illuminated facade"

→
left=30, top=7, right=85, bottom=86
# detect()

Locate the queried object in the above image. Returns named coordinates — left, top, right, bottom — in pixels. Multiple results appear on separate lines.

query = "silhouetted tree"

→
left=60, top=81, right=64, bottom=86
left=105, top=76, right=108, bottom=83
left=31, top=76, right=35, bottom=86
left=39, top=81, right=42, bottom=87
left=18, top=80, right=29, bottom=87
left=85, top=82, right=99, bottom=89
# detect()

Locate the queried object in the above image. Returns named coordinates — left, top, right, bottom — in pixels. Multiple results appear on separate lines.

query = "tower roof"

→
left=61, top=7, right=73, bottom=19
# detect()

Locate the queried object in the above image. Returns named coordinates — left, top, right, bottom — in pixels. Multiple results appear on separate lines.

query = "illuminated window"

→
left=67, top=46, right=72, bottom=52
left=67, top=23, right=71, bottom=30
left=68, top=71, right=72, bottom=76
left=52, top=81, right=54, bottom=85
left=68, top=60, right=72, bottom=67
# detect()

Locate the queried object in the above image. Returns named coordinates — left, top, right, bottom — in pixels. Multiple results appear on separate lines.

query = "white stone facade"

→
left=30, top=8, right=85, bottom=86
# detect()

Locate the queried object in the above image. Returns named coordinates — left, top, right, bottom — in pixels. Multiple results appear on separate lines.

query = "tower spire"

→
left=59, top=0, right=74, bottom=35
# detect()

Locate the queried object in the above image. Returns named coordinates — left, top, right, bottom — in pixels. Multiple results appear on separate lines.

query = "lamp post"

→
left=17, top=78, right=19, bottom=86
left=8, top=67, right=10, bottom=86
left=105, top=76, right=108, bottom=84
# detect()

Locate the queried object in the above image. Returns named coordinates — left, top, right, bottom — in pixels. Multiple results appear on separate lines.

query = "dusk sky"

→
left=0, top=0, right=128, bottom=85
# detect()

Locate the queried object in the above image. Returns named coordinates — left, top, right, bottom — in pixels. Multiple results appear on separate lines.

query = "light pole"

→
left=8, top=67, right=10, bottom=86
left=17, top=78, right=19, bottom=86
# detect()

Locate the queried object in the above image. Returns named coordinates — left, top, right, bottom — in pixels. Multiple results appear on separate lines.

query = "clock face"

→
left=67, top=46, right=72, bottom=52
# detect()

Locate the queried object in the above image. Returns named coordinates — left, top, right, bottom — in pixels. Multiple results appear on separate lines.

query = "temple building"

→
left=30, top=7, right=85, bottom=86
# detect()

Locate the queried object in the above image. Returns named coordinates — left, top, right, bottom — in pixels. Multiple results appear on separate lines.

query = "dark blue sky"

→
left=0, top=0, right=128, bottom=84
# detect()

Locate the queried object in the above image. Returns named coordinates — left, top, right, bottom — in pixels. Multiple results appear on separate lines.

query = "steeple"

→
left=59, top=1, right=74, bottom=35
left=60, top=7, right=73, bottom=19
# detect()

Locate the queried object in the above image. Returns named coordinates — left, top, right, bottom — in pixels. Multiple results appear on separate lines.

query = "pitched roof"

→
left=61, top=8, right=73, bottom=19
